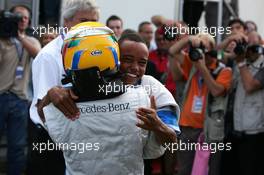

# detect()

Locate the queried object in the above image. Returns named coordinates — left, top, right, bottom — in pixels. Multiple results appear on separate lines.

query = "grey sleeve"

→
left=254, top=68, right=264, bottom=87
left=143, top=132, right=165, bottom=159
left=43, top=104, right=68, bottom=143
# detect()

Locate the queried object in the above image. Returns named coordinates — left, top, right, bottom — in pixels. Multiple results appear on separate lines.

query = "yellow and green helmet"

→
left=62, top=22, right=120, bottom=72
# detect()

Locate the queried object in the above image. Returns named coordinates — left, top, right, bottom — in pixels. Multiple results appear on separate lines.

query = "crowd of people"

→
left=0, top=0, right=264, bottom=175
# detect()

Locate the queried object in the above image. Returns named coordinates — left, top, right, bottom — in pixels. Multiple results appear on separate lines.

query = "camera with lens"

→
left=163, top=27, right=178, bottom=41
left=189, top=42, right=206, bottom=61
left=161, top=25, right=179, bottom=41
left=246, top=44, right=264, bottom=55
left=234, top=39, right=264, bottom=56
left=0, top=10, right=22, bottom=38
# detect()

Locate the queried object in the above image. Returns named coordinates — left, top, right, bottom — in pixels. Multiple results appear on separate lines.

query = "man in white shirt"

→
left=28, top=0, right=99, bottom=174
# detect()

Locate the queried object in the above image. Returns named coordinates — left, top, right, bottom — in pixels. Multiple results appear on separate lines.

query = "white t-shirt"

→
left=30, top=35, right=65, bottom=125
left=149, top=40, right=157, bottom=52
left=43, top=87, right=164, bottom=175
left=141, top=75, right=180, bottom=132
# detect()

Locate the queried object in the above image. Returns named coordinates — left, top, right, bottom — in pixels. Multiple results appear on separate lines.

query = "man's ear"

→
left=63, top=18, right=71, bottom=29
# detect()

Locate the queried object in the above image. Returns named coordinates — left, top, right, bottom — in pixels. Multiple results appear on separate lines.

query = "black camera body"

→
left=234, top=41, right=248, bottom=55
left=234, top=40, right=264, bottom=55
left=162, top=26, right=179, bottom=41
left=0, top=11, right=22, bottom=38
left=189, top=42, right=206, bottom=61
left=163, top=28, right=177, bottom=41
left=247, top=44, right=264, bottom=55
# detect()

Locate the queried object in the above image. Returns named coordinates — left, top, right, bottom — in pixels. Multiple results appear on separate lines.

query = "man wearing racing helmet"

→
left=41, top=22, right=171, bottom=175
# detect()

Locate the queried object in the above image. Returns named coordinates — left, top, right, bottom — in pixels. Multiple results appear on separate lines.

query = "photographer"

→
left=0, top=5, right=41, bottom=175
left=217, top=32, right=248, bottom=67
left=230, top=31, right=264, bottom=175
left=169, top=33, right=232, bottom=175
left=148, top=24, right=179, bottom=97
left=8, top=5, right=41, bottom=56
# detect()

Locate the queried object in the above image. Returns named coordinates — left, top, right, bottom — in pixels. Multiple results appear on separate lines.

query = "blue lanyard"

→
left=11, top=38, right=24, bottom=63
left=197, top=71, right=203, bottom=96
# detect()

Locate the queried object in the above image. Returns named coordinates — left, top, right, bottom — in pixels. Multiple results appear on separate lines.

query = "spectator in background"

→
left=228, top=18, right=246, bottom=34
left=217, top=19, right=246, bottom=67
left=137, top=21, right=159, bottom=80
left=0, top=4, right=41, bottom=175
left=230, top=31, right=264, bottom=175
left=106, top=15, right=123, bottom=39
left=169, top=33, right=232, bottom=175
left=216, top=27, right=248, bottom=175
left=138, top=21, right=156, bottom=51
left=148, top=25, right=178, bottom=97
left=245, top=20, right=257, bottom=34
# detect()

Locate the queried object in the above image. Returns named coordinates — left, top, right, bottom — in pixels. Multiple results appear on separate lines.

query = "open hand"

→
left=136, top=96, right=163, bottom=131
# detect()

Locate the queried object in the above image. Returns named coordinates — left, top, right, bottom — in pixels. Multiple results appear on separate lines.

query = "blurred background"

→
left=0, top=0, right=263, bottom=37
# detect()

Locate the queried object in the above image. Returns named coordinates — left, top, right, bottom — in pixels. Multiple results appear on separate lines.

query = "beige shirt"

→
left=0, top=38, right=32, bottom=99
